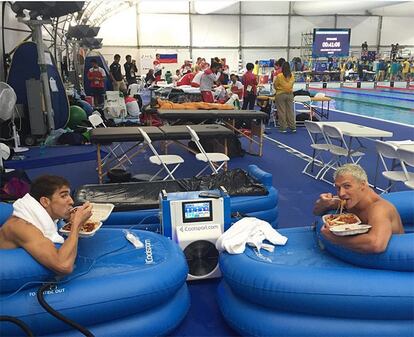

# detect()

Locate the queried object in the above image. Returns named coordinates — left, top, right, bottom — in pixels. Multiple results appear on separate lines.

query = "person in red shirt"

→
left=230, top=74, right=244, bottom=99
left=87, top=59, right=106, bottom=106
left=177, top=70, right=196, bottom=86
left=200, top=62, right=222, bottom=103
left=153, top=53, right=163, bottom=83
left=241, top=62, right=258, bottom=110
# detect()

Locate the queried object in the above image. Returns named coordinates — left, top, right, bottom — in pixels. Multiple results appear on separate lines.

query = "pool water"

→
left=310, top=88, right=414, bottom=125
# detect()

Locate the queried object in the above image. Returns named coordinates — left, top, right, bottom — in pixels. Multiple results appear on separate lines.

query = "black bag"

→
left=293, top=89, right=311, bottom=97
left=0, top=169, right=31, bottom=201
left=296, top=113, right=319, bottom=122
left=224, top=135, right=244, bottom=158
left=57, top=132, right=84, bottom=145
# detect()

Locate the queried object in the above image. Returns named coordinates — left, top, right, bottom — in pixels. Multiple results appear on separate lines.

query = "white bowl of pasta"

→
left=60, top=221, right=103, bottom=238
left=322, top=213, right=361, bottom=227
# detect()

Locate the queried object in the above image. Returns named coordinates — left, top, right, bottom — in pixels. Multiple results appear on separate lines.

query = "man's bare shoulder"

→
left=370, top=197, right=397, bottom=214
left=366, top=197, right=400, bottom=224
left=2, top=216, right=44, bottom=243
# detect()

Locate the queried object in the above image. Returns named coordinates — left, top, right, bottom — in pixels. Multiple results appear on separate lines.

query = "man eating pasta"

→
left=313, top=164, right=404, bottom=253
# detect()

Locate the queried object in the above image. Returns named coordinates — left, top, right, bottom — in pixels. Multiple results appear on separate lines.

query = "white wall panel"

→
left=241, top=1, right=289, bottom=14
left=2, top=6, right=32, bottom=53
left=241, top=49, right=287, bottom=65
left=289, top=16, right=335, bottom=46
left=193, top=49, right=239, bottom=73
left=337, top=16, right=378, bottom=46
left=138, top=14, right=189, bottom=46
left=137, top=47, right=190, bottom=74
left=381, top=17, right=414, bottom=45
left=191, top=2, right=239, bottom=14
left=98, top=8, right=137, bottom=46
left=137, top=1, right=188, bottom=14
left=241, top=16, right=288, bottom=46
left=100, top=46, right=139, bottom=67
left=192, top=15, right=239, bottom=47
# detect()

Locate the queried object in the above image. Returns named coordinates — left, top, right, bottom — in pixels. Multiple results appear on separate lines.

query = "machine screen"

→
left=182, top=200, right=213, bottom=223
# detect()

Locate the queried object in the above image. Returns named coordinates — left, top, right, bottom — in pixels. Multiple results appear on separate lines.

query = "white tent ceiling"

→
left=81, top=0, right=414, bottom=26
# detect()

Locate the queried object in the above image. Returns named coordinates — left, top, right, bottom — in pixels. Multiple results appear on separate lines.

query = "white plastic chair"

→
left=319, top=124, right=365, bottom=182
left=186, top=125, right=230, bottom=177
left=375, top=141, right=413, bottom=193
left=302, top=121, right=331, bottom=179
left=88, top=114, right=132, bottom=168
left=138, top=127, right=184, bottom=181
left=397, top=148, right=414, bottom=189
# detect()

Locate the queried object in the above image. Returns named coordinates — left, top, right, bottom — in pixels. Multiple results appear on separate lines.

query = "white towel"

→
left=13, top=193, right=65, bottom=244
left=215, top=217, right=288, bottom=254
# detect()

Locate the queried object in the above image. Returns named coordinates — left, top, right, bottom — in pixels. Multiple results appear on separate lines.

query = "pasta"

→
left=62, top=221, right=98, bottom=233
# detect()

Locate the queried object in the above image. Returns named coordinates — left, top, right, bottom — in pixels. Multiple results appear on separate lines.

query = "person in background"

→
left=314, top=164, right=403, bottom=254
left=172, top=69, right=181, bottom=86
left=376, top=59, right=385, bottom=82
left=270, top=58, right=286, bottom=83
left=153, top=53, right=163, bottom=83
left=199, top=61, right=222, bottom=103
left=273, top=61, right=295, bottom=133
left=180, top=60, right=192, bottom=76
left=361, top=41, right=368, bottom=51
left=339, top=60, right=347, bottom=82
left=145, top=69, right=155, bottom=87
left=191, top=65, right=203, bottom=88
left=0, top=175, right=93, bottom=274
left=241, top=62, right=258, bottom=110
left=402, top=58, right=410, bottom=81
left=109, top=54, right=126, bottom=93
left=177, top=69, right=196, bottom=87
left=253, top=60, right=260, bottom=76
left=87, top=58, right=106, bottom=106
left=61, top=55, right=69, bottom=81
left=124, top=55, right=138, bottom=86
left=229, top=74, right=244, bottom=100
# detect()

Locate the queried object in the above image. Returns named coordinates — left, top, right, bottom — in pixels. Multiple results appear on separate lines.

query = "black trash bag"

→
left=57, top=132, right=84, bottom=145
left=296, top=113, right=319, bottom=122
left=197, top=169, right=266, bottom=196
left=293, top=89, right=311, bottom=97
left=74, top=169, right=267, bottom=211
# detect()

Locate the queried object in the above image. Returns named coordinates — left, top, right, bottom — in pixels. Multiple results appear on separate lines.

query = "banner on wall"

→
left=159, top=54, right=178, bottom=63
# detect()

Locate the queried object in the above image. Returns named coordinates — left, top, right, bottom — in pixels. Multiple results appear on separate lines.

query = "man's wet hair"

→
left=30, top=175, right=70, bottom=202
left=334, top=164, right=368, bottom=183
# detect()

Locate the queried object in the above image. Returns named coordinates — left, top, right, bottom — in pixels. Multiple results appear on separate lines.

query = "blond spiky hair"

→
left=334, top=164, right=368, bottom=183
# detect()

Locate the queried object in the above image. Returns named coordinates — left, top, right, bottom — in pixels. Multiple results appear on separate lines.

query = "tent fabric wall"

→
left=2, top=1, right=413, bottom=82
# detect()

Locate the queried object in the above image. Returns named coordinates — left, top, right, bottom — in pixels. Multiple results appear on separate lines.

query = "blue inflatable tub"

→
left=217, top=191, right=414, bottom=336
left=0, top=228, right=190, bottom=336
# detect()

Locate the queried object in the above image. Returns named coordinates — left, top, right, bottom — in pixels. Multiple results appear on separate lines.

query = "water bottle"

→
left=39, top=142, right=46, bottom=156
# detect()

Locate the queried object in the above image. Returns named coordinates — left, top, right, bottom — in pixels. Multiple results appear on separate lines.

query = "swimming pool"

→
left=309, top=88, right=414, bottom=126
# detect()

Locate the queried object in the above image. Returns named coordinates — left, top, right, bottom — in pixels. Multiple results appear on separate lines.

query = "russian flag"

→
left=159, top=53, right=178, bottom=64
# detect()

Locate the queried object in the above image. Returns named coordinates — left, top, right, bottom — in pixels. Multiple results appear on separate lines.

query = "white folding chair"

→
left=319, top=124, right=365, bottom=182
left=397, top=148, right=414, bottom=190
left=88, top=114, right=132, bottom=168
left=375, top=141, right=413, bottom=193
left=302, top=121, right=331, bottom=179
left=186, top=125, right=230, bottom=177
left=293, top=95, right=312, bottom=115
left=138, top=127, right=184, bottom=181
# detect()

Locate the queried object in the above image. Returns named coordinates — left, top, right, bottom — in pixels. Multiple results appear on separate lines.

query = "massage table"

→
left=90, top=124, right=233, bottom=183
left=157, top=109, right=267, bottom=156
